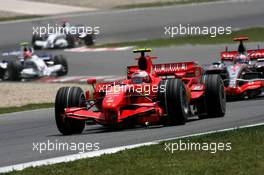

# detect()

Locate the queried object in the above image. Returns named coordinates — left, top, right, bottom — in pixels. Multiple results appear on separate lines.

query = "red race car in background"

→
left=55, top=48, right=226, bottom=135
left=205, top=37, right=264, bottom=100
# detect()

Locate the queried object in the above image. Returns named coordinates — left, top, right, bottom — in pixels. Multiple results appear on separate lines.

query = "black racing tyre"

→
left=55, top=87, right=85, bottom=135
left=32, top=34, right=42, bottom=50
left=7, top=61, right=22, bottom=81
left=200, top=74, right=226, bottom=119
left=83, top=34, right=94, bottom=46
left=66, top=34, right=75, bottom=48
left=54, top=55, right=68, bottom=76
left=0, top=68, right=4, bottom=80
left=157, top=79, right=190, bottom=125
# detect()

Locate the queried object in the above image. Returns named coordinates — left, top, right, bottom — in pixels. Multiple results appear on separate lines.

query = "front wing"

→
left=226, top=79, right=264, bottom=96
left=64, top=103, right=162, bottom=125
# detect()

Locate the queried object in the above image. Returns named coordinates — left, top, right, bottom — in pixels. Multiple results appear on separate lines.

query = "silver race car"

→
left=204, top=37, right=264, bottom=100
left=0, top=42, right=68, bottom=81
left=32, top=22, right=94, bottom=50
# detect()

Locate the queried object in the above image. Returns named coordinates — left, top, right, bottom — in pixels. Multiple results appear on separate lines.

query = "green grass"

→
left=0, top=15, right=42, bottom=22
left=95, top=27, right=264, bottom=48
left=4, top=125, right=264, bottom=175
left=0, top=103, right=53, bottom=114
left=114, top=0, right=220, bottom=9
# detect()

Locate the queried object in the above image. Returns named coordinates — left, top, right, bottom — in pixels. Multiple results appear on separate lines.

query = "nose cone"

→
left=226, top=87, right=241, bottom=95
left=102, top=89, right=126, bottom=109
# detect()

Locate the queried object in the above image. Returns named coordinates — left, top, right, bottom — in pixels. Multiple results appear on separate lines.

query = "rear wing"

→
left=233, top=37, right=248, bottom=42
left=127, top=61, right=201, bottom=78
left=2, top=42, right=34, bottom=58
left=221, top=49, right=264, bottom=61
left=220, top=51, right=238, bottom=61
left=222, top=36, right=264, bottom=61
left=2, top=50, right=21, bottom=57
left=248, top=49, right=264, bottom=60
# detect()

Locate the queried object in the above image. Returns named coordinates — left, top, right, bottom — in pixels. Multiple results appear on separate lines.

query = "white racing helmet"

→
left=236, top=54, right=248, bottom=63
left=131, top=70, right=150, bottom=84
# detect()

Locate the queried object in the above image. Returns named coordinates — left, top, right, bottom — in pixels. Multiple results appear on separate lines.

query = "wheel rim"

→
left=4, top=70, right=9, bottom=80
left=181, top=86, right=189, bottom=115
left=62, top=66, right=67, bottom=73
left=219, top=81, right=226, bottom=112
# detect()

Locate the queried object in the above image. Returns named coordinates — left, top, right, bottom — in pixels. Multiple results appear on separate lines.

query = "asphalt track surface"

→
left=1, top=97, right=264, bottom=167
left=1, top=0, right=264, bottom=168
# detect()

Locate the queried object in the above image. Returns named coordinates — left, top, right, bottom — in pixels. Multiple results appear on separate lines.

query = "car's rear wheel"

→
left=199, top=74, right=226, bottom=119
left=55, top=87, right=85, bottom=135
left=54, top=55, right=68, bottom=76
left=0, top=68, right=4, bottom=80
left=158, top=79, right=190, bottom=125
left=32, top=34, right=42, bottom=50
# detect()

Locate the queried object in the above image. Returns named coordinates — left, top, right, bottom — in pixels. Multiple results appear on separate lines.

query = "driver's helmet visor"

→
left=23, top=51, right=32, bottom=58
left=131, top=71, right=149, bottom=84
left=132, top=77, right=144, bottom=84
left=236, top=54, right=248, bottom=63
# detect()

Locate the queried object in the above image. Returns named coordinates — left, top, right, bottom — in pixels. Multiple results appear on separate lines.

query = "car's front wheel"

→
left=54, top=55, right=68, bottom=76
left=66, top=34, right=75, bottom=48
left=199, top=74, right=226, bottom=119
left=7, top=61, right=22, bottom=81
left=55, top=87, right=85, bottom=135
left=83, top=34, right=94, bottom=46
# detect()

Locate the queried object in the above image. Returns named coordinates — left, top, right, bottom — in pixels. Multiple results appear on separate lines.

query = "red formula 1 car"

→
left=205, top=37, right=264, bottom=100
left=55, top=48, right=225, bottom=135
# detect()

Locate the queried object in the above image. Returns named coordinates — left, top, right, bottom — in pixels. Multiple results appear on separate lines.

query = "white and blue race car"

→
left=32, top=22, right=94, bottom=50
left=0, top=42, right=68, bottom=81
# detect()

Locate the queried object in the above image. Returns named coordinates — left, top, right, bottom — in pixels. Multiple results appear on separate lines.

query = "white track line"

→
left=0, top=121, right=264, bottom=173
left=64, top=46, right=133, bottom=52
